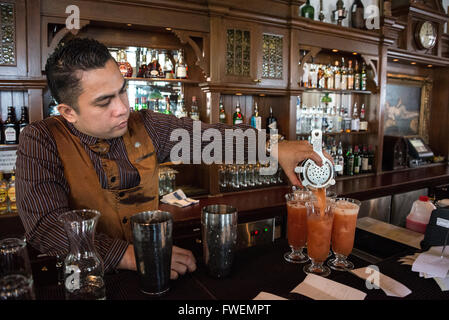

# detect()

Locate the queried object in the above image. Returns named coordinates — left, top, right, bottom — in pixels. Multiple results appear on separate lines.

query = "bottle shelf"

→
left=336, top=172, right=376, bottom=181
left=125, top=77, right=199, bottom=84
left=300, top=87, right=372, bottom=95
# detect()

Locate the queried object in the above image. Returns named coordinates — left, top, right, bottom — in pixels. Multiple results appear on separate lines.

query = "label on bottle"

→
left=362, top=157, right=369, bottom=172
left=7, top=187, right=15, bottom=202
left=4, top=127, right=16, bottom=143
left=354, top=163, right=360, bottom=174
left=150, top=69, right=160, bottom=77
left=355, top=75, right=361, bottom=90
left=176, top=66, right=187, bottom=78
left=251, top=116, right=262, bottom=130
left=359, top=120, right=368, bottom=131
left=341, top=76, right=348, bottom=90
left=119, top=64, right=128, bottom=76
left=268, top=121, right=277, bottom=130
left=234, top=119, right=243, bottom=125
left=334, top=74, right=341, bottom=90
left=0, top=188, right=7, bottom=203
left=351, top=118, right=360, bottom=131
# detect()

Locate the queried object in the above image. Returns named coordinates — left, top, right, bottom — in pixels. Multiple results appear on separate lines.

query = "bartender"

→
left=16, top=38, right=325, bottom=279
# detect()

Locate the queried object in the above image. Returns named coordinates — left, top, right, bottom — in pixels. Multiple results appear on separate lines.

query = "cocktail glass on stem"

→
left=327, top=198, right=361, bottom=271
left=303, top=196, right=335, bottom=277
left=284, top=190, right=312, bottom=264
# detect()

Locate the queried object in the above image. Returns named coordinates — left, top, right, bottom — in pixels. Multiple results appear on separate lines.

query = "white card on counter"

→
left=412, top=246, right=449, bottom=278
left=291, top=274, right=366, bottom=300
left=253, top=292, right=288, bottom=300
left=350, top=266, right=412, bottom=297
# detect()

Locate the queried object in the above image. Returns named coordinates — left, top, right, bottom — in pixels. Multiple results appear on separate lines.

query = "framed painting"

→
left=385, top=74, right=432, bottom=143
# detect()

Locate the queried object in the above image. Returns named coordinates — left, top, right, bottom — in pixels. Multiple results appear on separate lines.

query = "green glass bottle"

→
left=219, top=99, right=227, bottom=124
left=301, top=0, right=315, bottom=19
left=233, top=102, right=244, bottom=125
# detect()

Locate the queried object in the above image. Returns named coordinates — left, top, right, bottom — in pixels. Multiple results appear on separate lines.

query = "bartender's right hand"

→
left=170, top=246, right=197, bottom=279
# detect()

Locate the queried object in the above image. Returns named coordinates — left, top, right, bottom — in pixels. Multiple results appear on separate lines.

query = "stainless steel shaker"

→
left=201, top=205, right=238, bottom=278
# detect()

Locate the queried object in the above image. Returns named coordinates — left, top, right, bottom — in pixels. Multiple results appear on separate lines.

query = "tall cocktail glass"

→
left=328, top=198, right=361, bottom=271
left=284, top=190, right=312, bottom=263
left=303, top=196, right=335, bottom=277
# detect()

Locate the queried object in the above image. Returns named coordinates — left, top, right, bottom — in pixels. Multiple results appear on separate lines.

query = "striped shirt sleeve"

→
left=15, top=123, right=129, bottom=273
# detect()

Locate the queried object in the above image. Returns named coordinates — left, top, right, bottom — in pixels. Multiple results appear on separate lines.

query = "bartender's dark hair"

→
left=45, top=37, right=114, bottom=112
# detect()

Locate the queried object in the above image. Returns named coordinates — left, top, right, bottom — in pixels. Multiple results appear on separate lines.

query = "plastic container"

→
left=405, top=196, right=436, bottom=234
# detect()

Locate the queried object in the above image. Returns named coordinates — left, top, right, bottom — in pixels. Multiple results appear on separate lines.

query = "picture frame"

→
left=385, top=73, right=432, bottom=143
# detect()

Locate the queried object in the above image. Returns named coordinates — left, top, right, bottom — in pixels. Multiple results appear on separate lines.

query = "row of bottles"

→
left=133, top=94, right=200, bottom=120
left=301, top=0, right=366, bottom=30
left=116, top=48, right=188, bottom=80
left=300, top=57, right=367, bottom=91
left=218, top=163, right=284, bottom=191
left=0, top=106, right=29, bottom=145
left=296, top=101, right=367, bottom=134
left=326, top=139, right=375, bottom=176
left=0, top=171, right=16, bottom=215
left=220, top=100, right=278, bottom=134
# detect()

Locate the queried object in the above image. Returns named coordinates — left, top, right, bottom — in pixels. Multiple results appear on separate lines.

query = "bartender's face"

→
left=59, top=59, right=130, bottom=139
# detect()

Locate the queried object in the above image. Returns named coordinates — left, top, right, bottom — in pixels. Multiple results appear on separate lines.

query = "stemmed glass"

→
left=303, top=196, right=335, bottom=277
left=284, top=190, right=312, bottom=264
left=327, top=198, right=361, bottom=271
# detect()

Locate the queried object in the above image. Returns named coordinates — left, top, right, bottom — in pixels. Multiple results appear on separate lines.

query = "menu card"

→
left=253, top=292, right=288, bottom=300
left=350, top=266, right=412, bottom=297
left=291, top=274, right=366, bottom=300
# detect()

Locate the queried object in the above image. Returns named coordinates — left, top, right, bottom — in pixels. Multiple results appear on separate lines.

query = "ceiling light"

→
left=411, top=62, right=416, bottom=65
left=332, top=49, right=339, bottom=53
left=393, top=59, right=399, bottom=62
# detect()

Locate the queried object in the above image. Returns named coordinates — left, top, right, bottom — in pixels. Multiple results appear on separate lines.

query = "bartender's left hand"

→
left=274, top=140, right=333, bottom=187
left=170, top=246, right=197, bottom=279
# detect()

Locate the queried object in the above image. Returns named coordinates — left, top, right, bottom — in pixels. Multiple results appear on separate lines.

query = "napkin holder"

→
left=420, top=208, right=449, bottom=250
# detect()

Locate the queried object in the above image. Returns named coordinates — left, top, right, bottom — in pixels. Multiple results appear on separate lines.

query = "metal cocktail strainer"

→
left=294, top=129, right=342, bottom=189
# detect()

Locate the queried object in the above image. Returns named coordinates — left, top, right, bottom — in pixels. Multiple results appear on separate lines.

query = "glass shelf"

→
left=300, top=87, right=372, bottom=95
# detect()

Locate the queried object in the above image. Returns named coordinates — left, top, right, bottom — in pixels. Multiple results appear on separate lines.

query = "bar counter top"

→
left=31, top=225, right=448, bottom=302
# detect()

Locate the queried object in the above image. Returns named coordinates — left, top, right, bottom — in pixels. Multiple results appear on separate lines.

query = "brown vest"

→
left=46, top=112, right=159, bottom=242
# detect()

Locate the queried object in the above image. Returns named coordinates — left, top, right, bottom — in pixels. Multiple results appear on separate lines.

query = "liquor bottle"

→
left=117, top=49, right=133, bottom=78
left=141, top=96, right=149, bottom=110
left=359, top=103, right=368, bottom=131
left=137, top=49, right=148, bottom=78
left=3, top=106, right=18, bottom=145
left=154, top=99, right=161, bottom=113
left=343, top=106, right=352, bottom=133
left=341, top=58, right=348, bottom=90
left=318, top=65, right=325, bottom=89
left=334, top=60, right=341, bottom=90
left=361, top=61, right=367, bottom=91
left=8, top=173, right=16, bottom=213
left=266, top=107, right=277, bottom=134
left=18, top=106, right=29, bottom=134
left=368, top=145, right=374, bottom=172
left=354, top=60, right=361, bottom=90
left=0, top=172, right=7, bottom=214
left=351, top=103, right=360, bottom=132
left=326, top=64, right=334, bottom=90
left=353, top=145, right=361, bottom=174
left=361, top=145, right=369, bottom=174
left=250, top=102, right=262, bottom=130
left=175, top=49, right=187, bottom=79
left=333, top=105, right=341, bottom=133
left=163, top=53, right=174, bottom=79
left=233, top=102, right=244, bottom=125
left=147, top=50, right=162, bottom=78
left=351, top=0, right=365, bottom=29
left=347, top=60, right=354, bottom=90
left=301, top=0, right=315, bottom=19
left=309, top=61, right=318, bottom=89
left=164, top=97, right=172, bottom=115
left=337, top=141, right=345, bottom=176
left=176, top=94, right=188, bottom=118
left=345, top=146, right=354, bottom=176
left=219, top=99, right=227, bottom=124
left=190, top=96, right=200, bottom=120
left=134, top=98, right=141, bottom=111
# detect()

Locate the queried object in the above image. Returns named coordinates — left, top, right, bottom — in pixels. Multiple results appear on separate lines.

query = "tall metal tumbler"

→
left=130, top=210, right=173, bottom=296
left=201, top=205, right=238, bottom=278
